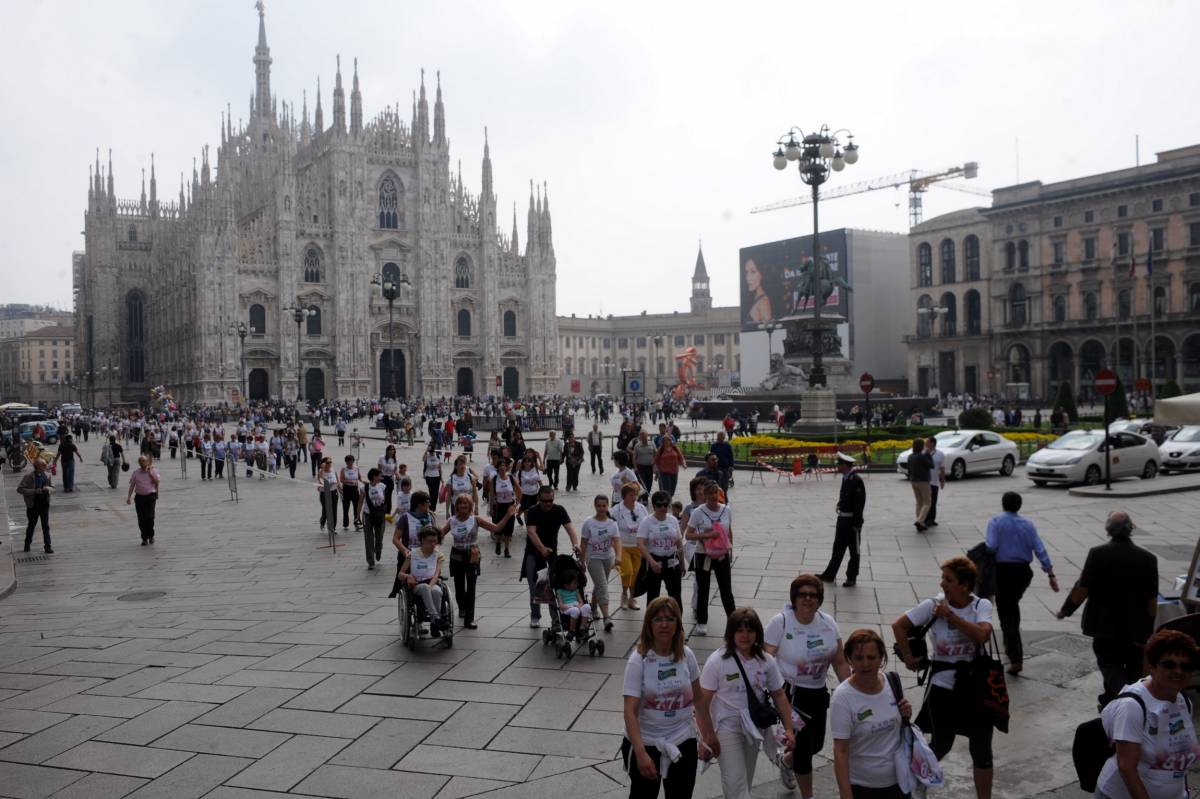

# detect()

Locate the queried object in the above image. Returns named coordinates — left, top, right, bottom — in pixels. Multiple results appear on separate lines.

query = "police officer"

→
left=818, top=452, right=866, bottom=588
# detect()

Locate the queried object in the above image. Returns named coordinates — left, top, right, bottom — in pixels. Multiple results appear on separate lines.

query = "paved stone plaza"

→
left=2, top=422, right=1198, bottom=799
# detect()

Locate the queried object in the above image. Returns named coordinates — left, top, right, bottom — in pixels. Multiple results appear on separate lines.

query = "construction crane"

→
left=751, top=162, right=990, bottom=227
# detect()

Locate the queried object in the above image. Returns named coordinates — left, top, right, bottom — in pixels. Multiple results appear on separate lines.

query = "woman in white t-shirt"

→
left=683, top=480, right=735, bottom=636
left=377, top=444, right=399, bottom=512
left=489, top=458, right=520, bottom=559
left=764, top=574, right=850, bottom=798
left=699, top=608, right=795, bottom=799
left=447, top=456, right=480, bottom=513
left=637, top=491, right=686, bottom=610
left=1096, top=629, right=1200, bottom=799
left=892, top=556, right=995, bottom=798
left=830, top=628, right=913, bottom=799
left=422, top=443, right=443, bottom=513
left=580, top=495, right=622, bottom=631
left=516, top=453, right=543, bottom=524
left=613, top=482, right=649, bottom=611
left=610, top=450, right=641, bottom=504
left=438, top=493, right=515, bottom=630
left=622, top=596, right=714, bottom=799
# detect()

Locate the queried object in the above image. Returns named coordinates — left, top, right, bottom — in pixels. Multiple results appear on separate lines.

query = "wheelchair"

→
left=397, top=576, right=455, bottom=650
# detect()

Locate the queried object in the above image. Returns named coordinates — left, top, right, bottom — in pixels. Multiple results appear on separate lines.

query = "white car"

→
left=1159, top=426, right=1200, bottom=474
left=1025, top=429, right=1160, bottom=486
left=896, top=429, right=1019, bottom=481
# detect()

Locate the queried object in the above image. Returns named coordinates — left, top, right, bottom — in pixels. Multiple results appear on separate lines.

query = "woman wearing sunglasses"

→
left=637, top=490, right=686, bottom=610
left=765, top=574, right=850, bottom=798
left=1095, top=628, right=1200, bottom=799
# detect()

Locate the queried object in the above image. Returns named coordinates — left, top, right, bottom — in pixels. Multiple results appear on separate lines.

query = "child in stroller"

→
left=540, top=554, right=605, bottom=658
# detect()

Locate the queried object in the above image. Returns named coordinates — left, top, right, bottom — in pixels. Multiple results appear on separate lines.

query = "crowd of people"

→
left=9, top=395, right=1198, bottom=799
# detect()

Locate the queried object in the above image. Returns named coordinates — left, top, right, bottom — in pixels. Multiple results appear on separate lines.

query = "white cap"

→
left=836, top=452, right=856, bottom=465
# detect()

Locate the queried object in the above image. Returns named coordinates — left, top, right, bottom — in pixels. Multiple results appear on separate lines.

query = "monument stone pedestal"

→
left=790, top=386, right=838, bottom=435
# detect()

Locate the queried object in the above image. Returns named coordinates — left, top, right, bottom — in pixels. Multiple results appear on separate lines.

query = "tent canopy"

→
left=1154, top=392, right=1200, bottom=426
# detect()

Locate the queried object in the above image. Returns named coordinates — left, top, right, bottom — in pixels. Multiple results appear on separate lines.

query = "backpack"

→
left=1071, top=690, right=1193, bottom=792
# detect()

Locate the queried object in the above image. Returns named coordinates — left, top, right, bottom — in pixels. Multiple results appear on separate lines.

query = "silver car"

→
left=1159, top=426, right=1200, bottom=474
left=1026, top=429, right=1160, bottom=486
left=896, top=429, right=1020, bottom=481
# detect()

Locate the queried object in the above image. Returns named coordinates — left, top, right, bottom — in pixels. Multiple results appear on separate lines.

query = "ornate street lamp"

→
left=771, top=125, right=859, bottom=387
left=917, top=306, right=948, bottom=394
left=100, top=362, right=119, bottom=407
left=371, top=272, right=411, bottom=399
left=282, top=301, right=314, bottom=401
left=229, top=321, right=249, bottom=403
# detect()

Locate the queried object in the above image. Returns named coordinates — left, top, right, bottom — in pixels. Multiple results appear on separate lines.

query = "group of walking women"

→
left=619, top=552, right=1200, bottom=799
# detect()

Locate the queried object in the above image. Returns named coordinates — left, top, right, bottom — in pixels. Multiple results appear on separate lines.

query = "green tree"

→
left=958, top=407, right=993, bottom=430
left=1159, top=379, right=1182, bottom=399
left=1104, top=373, right=1130, bottom=423
left=1053, top=381, right=1079, bottom=422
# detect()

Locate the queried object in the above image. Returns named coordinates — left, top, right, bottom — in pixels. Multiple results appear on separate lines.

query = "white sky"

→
left=3, top=0, right=1198, bottom=317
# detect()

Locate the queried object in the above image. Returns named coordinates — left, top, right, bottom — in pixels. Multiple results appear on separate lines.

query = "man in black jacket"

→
left=1057, top=510, right=1158, bottom=708
left=819, top=452, right=866, bottom=587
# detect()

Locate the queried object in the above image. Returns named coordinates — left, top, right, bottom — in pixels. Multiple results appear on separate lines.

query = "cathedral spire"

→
left=511, top=202, right=519, bottom=255
left=106, top=149, right=114, bottom=198
left=300, top=89, right=310, bottom=143
left=350, top=57, right=362, bottom=137
left=149, top=153, right=157, bottom=216
left=227, top=103, right=233, bottom=140
left=253, top=0, right=272, bottom=119
left=416, top=69, right=429, bottom=144
left=332, top=55, right=346, bottom=135
left=481, top=126, right=493, bottom=198
left=433, top=70, right=446, bottom=147
left=179, top=172, right=186, bottom=213
left=140, top=167, right=147, bottom=213
left=94, top=148, right=102, bottom=197
left=220, top=111, right=227, bottom=146
left=542, top=181, right=551, bottom=245
left=527, top=179, right=539, bottom=252
left=313, top=77, right=324, bottom=135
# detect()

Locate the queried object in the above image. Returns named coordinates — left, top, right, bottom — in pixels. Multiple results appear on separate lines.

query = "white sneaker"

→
left=694, top=623, right=707, bottom=636
left=529, top=618, right=541, bottom=628
left=777, top=753, right=797, bottom=790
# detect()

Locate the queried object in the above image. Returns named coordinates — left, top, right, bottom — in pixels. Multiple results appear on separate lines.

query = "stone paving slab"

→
left=5, top=424, right=1200, bottom=798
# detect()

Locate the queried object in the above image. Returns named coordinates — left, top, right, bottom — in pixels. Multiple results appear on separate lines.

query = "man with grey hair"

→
left=1057, top=510, right=1158, bottom=708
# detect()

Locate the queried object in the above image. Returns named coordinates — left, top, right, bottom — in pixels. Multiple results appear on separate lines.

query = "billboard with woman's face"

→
left=738, top=230, right=849, bottom=331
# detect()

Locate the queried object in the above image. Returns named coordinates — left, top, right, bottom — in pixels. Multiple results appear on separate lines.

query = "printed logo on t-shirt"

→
left=725, top=673, right=740, bottom=682
left=807, top=638, right=823, bottom=649
left=857, top=708, right=873, bottom=721
left=785, top=633, right=794, bottom=640
left=658, top=667, right=677, bottom=680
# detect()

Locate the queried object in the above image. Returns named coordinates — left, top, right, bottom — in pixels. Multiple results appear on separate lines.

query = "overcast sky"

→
left=4, top=0, right=1198, bottom=317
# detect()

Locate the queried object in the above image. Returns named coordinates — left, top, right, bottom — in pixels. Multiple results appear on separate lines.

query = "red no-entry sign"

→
left=1094, top=369, right=1118, bottom=396
left=859, top=372, right=875, bottom=393
left=1135, top=378, right=1151, bottom=392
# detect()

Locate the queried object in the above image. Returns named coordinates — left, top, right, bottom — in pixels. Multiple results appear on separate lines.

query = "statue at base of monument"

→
left=760, top=353, right=809, bottom=390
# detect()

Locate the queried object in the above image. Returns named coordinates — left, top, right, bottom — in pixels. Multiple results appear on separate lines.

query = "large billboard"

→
left=738, top=229, right=850, bottom=332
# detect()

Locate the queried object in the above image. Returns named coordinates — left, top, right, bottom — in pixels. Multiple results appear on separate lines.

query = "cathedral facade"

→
left=75, top=7, right=559, bottom=405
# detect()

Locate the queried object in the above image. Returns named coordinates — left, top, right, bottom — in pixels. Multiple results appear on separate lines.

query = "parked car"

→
left=1159, top=426, right=1200, bottom=474
left=1108, top=418, right=1153, bottom=435
left=1026, top=429, right=1159, bottom=486
left=896, top=429, right=1019, bottom=480
left=17, top=420, right=59, bottom=445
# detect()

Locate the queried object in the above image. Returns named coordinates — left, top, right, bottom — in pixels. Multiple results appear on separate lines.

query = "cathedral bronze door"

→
left=503, top=367, right=519, bottom=399
left=305, top=368, right=326, bottom=402
left=248, top=369, right=269, bottom=401
left=380, top=350, right=406, bottom=399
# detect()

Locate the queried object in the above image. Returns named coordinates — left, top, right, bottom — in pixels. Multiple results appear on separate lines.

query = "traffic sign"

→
left=1094, top=369, right=1118, bottom=396
left=624, top=370, right=645, bottom=396
left=859, top=372, right=875, bottom=394
left=1135, top=378, right=1151, bottom=392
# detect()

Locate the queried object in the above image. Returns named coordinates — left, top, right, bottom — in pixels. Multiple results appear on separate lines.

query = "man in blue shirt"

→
left=708, top=432, right=734, bottom=495
left=985, top=491, right=1059, bottom=675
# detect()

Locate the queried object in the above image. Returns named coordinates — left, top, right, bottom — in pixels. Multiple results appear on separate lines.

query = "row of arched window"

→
left=244, top=303, right=515, bottom=339
left=917, top=235, right=982, bottom=287
left=299, top=249, right=474, bottom=291
left=915, top=290, right=982, bottom=338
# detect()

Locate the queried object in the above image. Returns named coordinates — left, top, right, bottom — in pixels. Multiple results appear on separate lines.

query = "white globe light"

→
left=785, top=140, right=801, bottom=161
left=819, top=140, right=835, bottom=158
left=831, top=154, right=845, bottom=171
left=844, top=144, right=859, bottom=164
left=773, top=151, right=787, bottom=170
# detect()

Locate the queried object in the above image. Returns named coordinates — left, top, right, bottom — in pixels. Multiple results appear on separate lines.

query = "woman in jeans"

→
left=622, top=597, right=712, bottom=799
left=125, top=455, right=161, bottom=545
left=893, top=556, right=994, bottom=799
left=830, top=629, right=913, bottom=799
left=698, top=608, right=795, bottom=799
left=765, top=574, right=850, bottom=799
left=653, top=436, right=685, bottom=498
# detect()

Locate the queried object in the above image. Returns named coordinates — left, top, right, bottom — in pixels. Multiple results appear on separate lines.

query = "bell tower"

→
left=690, top=243, right=711, bottom=313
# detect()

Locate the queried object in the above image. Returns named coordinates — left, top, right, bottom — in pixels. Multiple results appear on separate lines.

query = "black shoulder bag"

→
left=732, top=653, right=780, bottom=729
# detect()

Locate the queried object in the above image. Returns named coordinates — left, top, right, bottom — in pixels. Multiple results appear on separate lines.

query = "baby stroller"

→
left=538, top=553, right=603, bottom=659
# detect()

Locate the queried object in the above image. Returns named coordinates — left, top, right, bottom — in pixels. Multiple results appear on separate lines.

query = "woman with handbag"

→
left=892, top=556, right=995, bottom=799
left=698, top=608, right=795, bottom=799
left=621, top=596, right=711, bottom=799
left=830, top=629, right=913, bottom=799
left=765, top=574, right=851, bottom=798
left=439, top=494, right=513, bottom=629
left=613, top=482, right=648, bottom=610
left=683, top=480, right=735, bottom=637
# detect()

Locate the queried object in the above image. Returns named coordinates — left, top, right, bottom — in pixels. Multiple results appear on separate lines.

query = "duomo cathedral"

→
left=75, top=4, right=559, bottom=404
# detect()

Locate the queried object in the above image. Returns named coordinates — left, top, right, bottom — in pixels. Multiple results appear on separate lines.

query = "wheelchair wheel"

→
left=397, top=591, right=416, bottom=650
left=595, top=640, right=605, bottom=656
left=542, top=629, right=552, bottom=646
left=440, top=589, right=455, bottom=647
